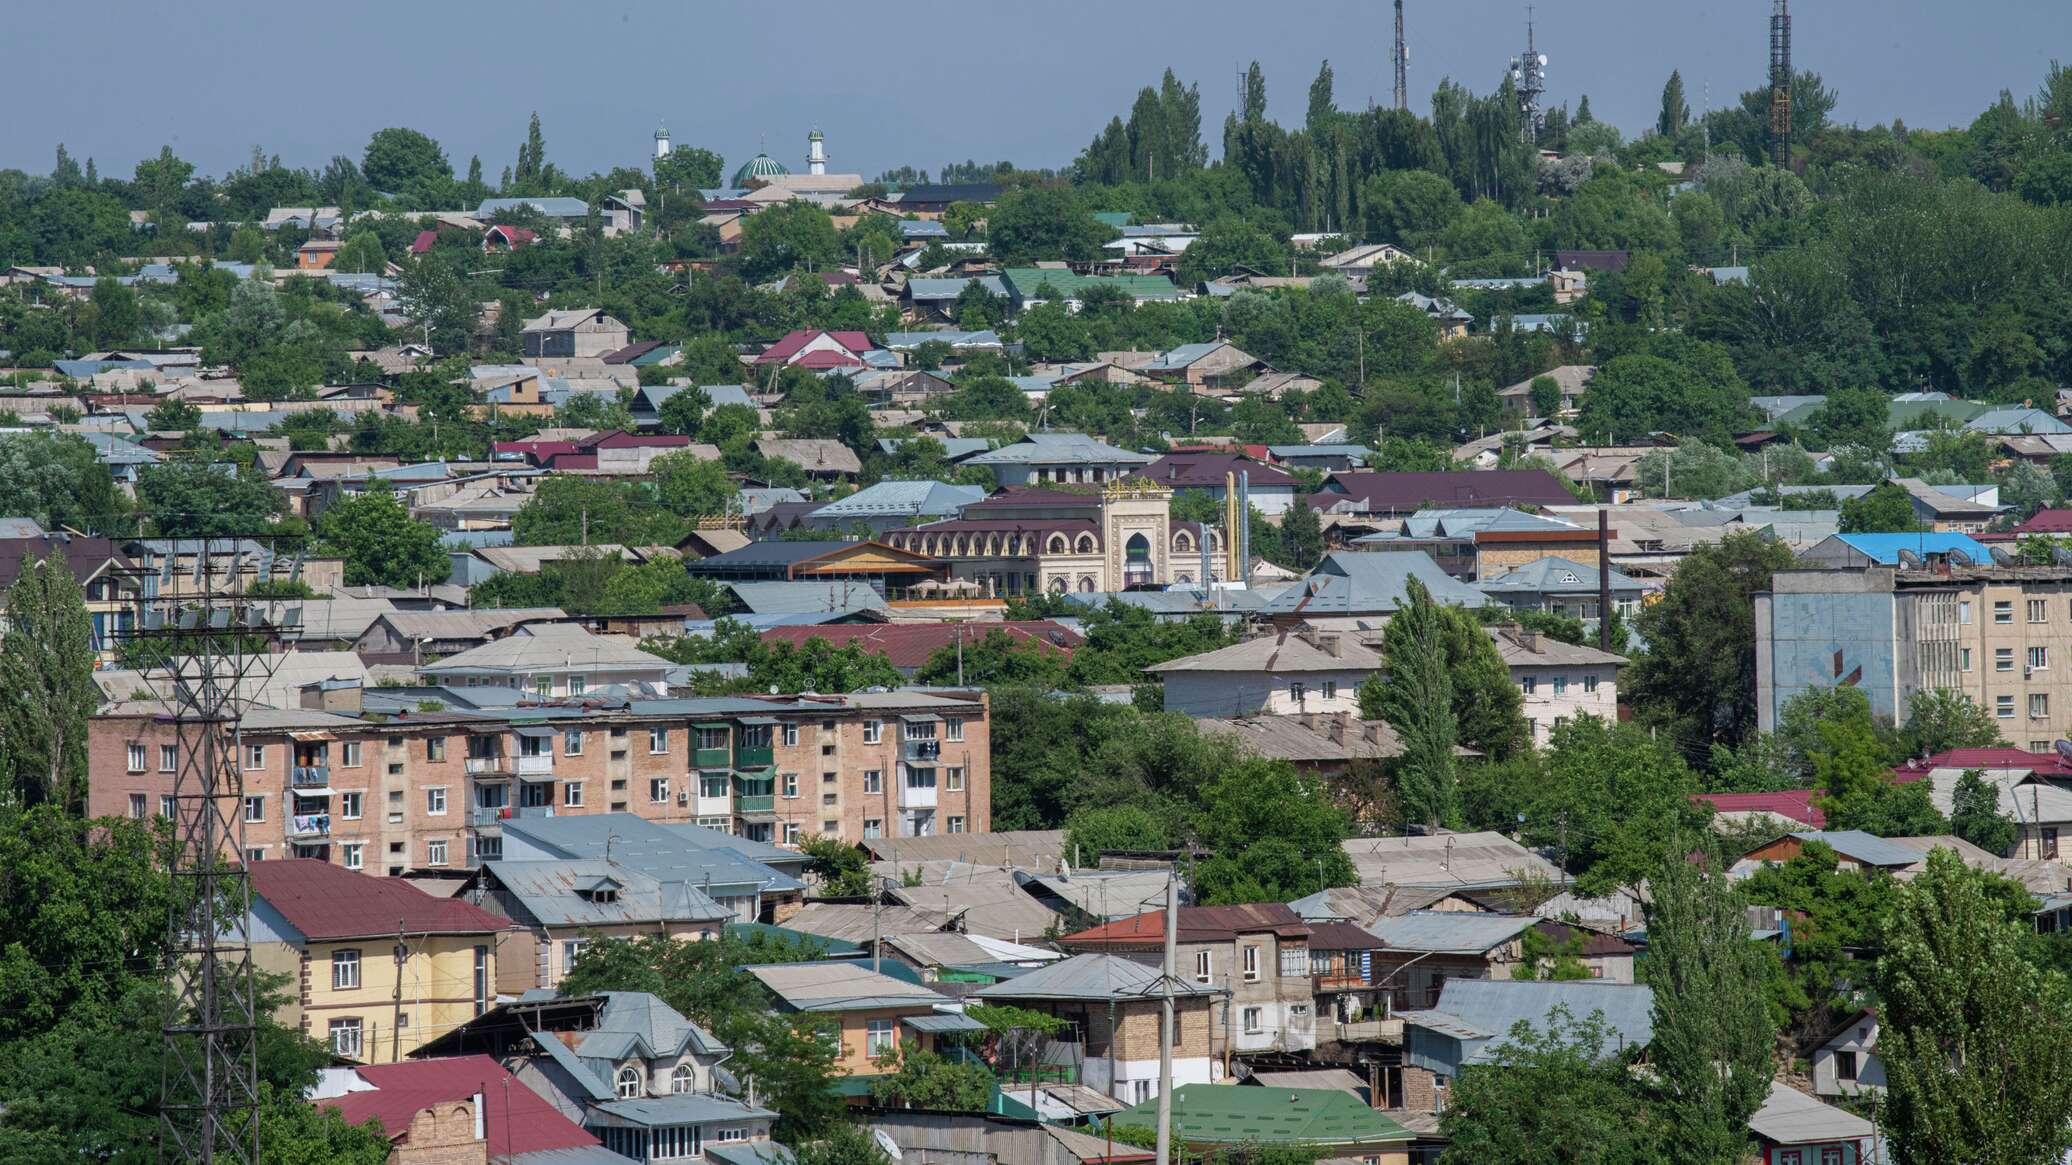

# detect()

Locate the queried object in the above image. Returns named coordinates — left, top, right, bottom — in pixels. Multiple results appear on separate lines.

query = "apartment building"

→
left=1757, top=564, right=2072, bottom=747
left=87, top=687, right=991, bottom=873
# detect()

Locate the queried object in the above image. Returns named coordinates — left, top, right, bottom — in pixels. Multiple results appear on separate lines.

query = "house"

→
left=248, top=859, right=513, bottom=1062
left=683, top=540, right=944, bottom=598
left=1695, top=789, right=1828, bottom=831
left=0, top=533, right=145, bottom=656
left=475, top=197, right=593, bottom=226
left=958, top=433, right=1156, bottom=488
left=1194, top=713, right=1408, bottom=777
left=1795, top=531, right=1993, bottom=569
left=1256, top=551, right=1491, bottom=628
left=1107, top=1085, right=1414, bottom=1163
left=804, top=480, right=988, bottom=531
left=1339, top=832, right=1564, bottom=892
left=1059, top=903, right=1318, bottom=1058
left=294, top=238, right=341, bottom=270
left=1553, top=249, right=1628, bottom=273
left=1749, top=1081, right=1877, bottom=1165
left=1396, top=293, right=1473, bottom=339
left=465, top=860, right=732, bottom=989
left=883, top=329, right=1004, bottom=353
left=600, top=189, right=646, bottom=235
left=417, top=623, right=679, bottom=697
left=353, top=607, right=571, bottom=659
left=1475, top=556, right=1644, bottom=620
left=1309, top=469, right=1577, bottom=519
left=1808, top=1008, right=1884, bottom=1100
left=1266, top=442, right=1370, bottom=471
left=628, top=384, right=754, bottom=430
left=409, top=992, right=776, bottom=1159
left=497, top=813, right=807, bottom=923
left=1141, top=452, right=1300, bottom=516
left=1493, top=627, right=1626, bottom=746
left=1368, top=911, right=1637, bottom=1008
left=1320, top=243, right=1420, bottom=271
left=483, top=224, right=537, bottom=252
left=308, top=1055, right=612, bottom=1165
left=1396, top=978, right=1653, bottom=1111
left=998, top=268, right=1182, bottom=311
left=1139, top=341, right=1266, bottom=390
left=1147, top=630, right=1379, bottom=718
left=1354, top=507, right=1601, bottom=580
left=1730, top=831, right=1928, bottom=879
left=742, top=960, right=972, bottom=1078
left=757, top=621, right=1081, bottom=678
left=900, top=277, right=1011, bottom=322
left=971, top=952, right=1219, bottom=1105
left=750, top=438, right=863, bottom=480
left=522, top=311, right=631, bottom=361
left=754, top=329, right=876, bottom=370
left=1498, top=364, right=1595, bottom=416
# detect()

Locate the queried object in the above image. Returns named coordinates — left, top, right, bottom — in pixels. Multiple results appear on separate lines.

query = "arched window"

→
left=1049, top=577, right=1068, bottom=593
left=1047, top=534, right=1068, bottom=555
left=1176, top=573, right=1194, bottom=585
left=616, top=1066, right=643, bottom=1099
left=1078, top=576, right=1097, bottom=593
left=1174, top=532, right=1194, bottom=554
left=1076, top=533, right=1097, bottom=554
left=671, top=1064, right=695, bottom=1094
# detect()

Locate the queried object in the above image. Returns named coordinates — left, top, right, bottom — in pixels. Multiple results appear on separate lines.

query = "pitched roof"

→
left=499, top=813, right=804, bottom=895
left=1311, top=469, right=1577, bottom=514
left=1141, top=452, right=1297, bottom=489
left=1777, top=831, right=1929, bottom=868
left=758, top=621, right=1081, bottom=670
left=1748, top=1082, right=1876, bottom=1146
left=1695, top=789, right=1826, bottom=827
left=1194, top=714, right=1406, bottom=763
left=416, top=624, right=670, bottom=675
left=805, top=479, right=984, bottom=519
left=1145, top=630, right=1382, bottom=675
left=478, top=860, right=732, bottom=927
left=1397, top=979, right=1653, bottom=1063
left=317, top=1056, right=598, bottom=1153
left=962, top=433, right=1154, bottom=467
left=1109, top=1085, right=1413, bottom=1147
left=1256, top=551, right=1492, bottom=617
left=1475, top=556, right=1642, bottom=596
left=1365, top=910, right=1537, bottom=954
left=1061, top=903, right=1310, bottom=946
left=743, top=960, right=950, bottom=1011
left=999, top=268, right=1181, bottom=303
left=724, top=579, right=893, bottom=615
left=859, top=830, right=1065, bottom=868
left=973, top=953, right=1218, bottom=1003
left=1340, top=831, right=1563, bottom=889
left=252, top=860, right=511, bottom=941
left=751, top=438, right=864, bottom=474
left=755, top=330, right=873, bottom=366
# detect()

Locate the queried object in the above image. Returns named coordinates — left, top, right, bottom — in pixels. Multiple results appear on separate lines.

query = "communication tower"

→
left=1509, top=10, right=1548, bottom=144
left=1769, top=0, right=1793, bottom=167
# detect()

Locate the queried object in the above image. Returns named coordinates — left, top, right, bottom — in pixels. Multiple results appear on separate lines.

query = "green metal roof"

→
left=1107, top=1084, right=1414, bottom=1147
left=724, top=921, right=859, bottom=955
left=1771, top=397, right=1988, bottom=430
left=1000, top=267, right=1180, bottom=302
left=1092, top=211, right=1133, bottom=228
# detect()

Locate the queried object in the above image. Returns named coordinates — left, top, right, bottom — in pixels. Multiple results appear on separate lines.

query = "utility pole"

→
left=391, top=918, right=406, bottom=1063
left=1155, top=875, right=1179, bottom=1165
left=1596, top=510, right=1612, bottom=652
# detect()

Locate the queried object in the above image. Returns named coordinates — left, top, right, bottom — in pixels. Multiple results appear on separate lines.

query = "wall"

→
left=295, top=935, right=493, bottom=1063
left=395, top=1099, right=488, bottom=1165
left=1516, top=664, right=1620, bottom=746
left=1160, top=670, right=1367, bottom=718
left=1811, top=1018, right=1885, bottom=1098
left=1757, top=572, right=1904, bottom=732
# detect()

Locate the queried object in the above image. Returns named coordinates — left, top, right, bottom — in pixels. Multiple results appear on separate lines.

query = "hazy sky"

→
left=10, top=0, right=2068, bottom=183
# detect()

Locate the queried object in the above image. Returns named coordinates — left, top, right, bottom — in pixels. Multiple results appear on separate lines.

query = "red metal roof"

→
left=409, top=230, right=439, bottom=255
left=484, top=225, right=536, bottom=247
left=251, top=859, right=512, bottom=942
left=1890, top=747, right=2072, bottom=782
left=1062, top=904, right=1311, bottom=946
left=1309, top=469, right=1576, bottom=514
left=1693, top=789, right=1827, bottom=827
left=581, top=431, right=692, bottom=450
left=318, top=1055, right=598, bottom=1153
left=755, top=329, right=874, bottom=365
left=1143, top=452, right=1298, bottom=489
left=2014, top=509, right=2072, bottom=535
left=757, top=620, right=1083, bottom=670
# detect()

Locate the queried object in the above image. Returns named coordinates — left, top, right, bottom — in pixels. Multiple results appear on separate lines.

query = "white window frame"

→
left=565, top=730, right=584, bottom=756
left=863, top=720, right=882, bottom=744
left=332, top=948, right=362, bottom=990
left=127, top=743, right=146, bottom=772
left=1242, top=945, right=1260, bottom=982
left=616, top=1066, right=643, bottom=1099
left=1194, top=950, right=1212, bottom=983
left=343, top=842, right=364, bottom=871
left=340, top=740, right=361, bottom=767
left=426, top=838, right=449, bottom=866
left=564, top=781, right=585, bottom=807
left=340, top=791, right=363, bottom=820
left=648, top=727, right=669, bottom=755
left=865, top=1017, right=898, bottom=1059
left=426, top=787, right=447, bottom=815
left=160, top=744, right=177, bottom=772
left=328, top=1018, right=363, bottom=1058
left=243, top=795, right=265, bottom=823
left=1242, top=1006, right=1263, bottom=1034
left=244, top=744, right=266, bottom=770
left=945, top=717, right=965, bottom=742
left=863, top=769, right=883, bottom=794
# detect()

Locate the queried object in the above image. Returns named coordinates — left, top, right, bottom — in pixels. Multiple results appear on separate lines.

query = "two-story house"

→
left=1059, top=904, right=1316, bottom=1059
left=1366, top=912, right=1638, bottom=1013
left=522, top=310, right=631, bottom=361
left=743, top=960, right=975, bottom=1080
left=249, top=859, right=512, bottom=1062
left=1147, top=631, right=1380, bottom=718
left=1491, top=628, right=1626, bottom=746
left=972, top=953, right=1219, bottom=1106
left=464, top=859, right=733, bottom=991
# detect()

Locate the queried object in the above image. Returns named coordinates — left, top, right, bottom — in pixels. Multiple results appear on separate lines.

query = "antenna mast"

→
left=1769, top=0, right=1793, bottom=167
left=1510, top=7, right=1548, bottom=144
left=1393, top=0, right=1409, bottom=112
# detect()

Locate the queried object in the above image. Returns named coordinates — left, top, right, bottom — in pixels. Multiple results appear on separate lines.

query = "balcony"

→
left=514, top=754, right=554, bottom=777
left=735, top=745, right=774, bottom=769
left=465, top=755, right=510, bottom=775
left=694, top=746, right=732, bottom=770
left=469, top=805, right=555, bottom=828
left=287, top=813, right=331, bottom=839
left=736, top=793, right=775, bottom=815
left=694, top=793, right=732, bottom=817
left=290, top=766, right=330, bottom=791
left=733, top=772, right=775, bottom=816
left=902, top=739, right=942, bottom=763
left=898, top=782, right=939, bottom=810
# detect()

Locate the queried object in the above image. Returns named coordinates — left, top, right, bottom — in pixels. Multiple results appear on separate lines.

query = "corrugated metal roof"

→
left=481, top=860, right=732, bottom=926
left=973, top=953, right=1216, bottom=1003
left=1366, top=911, right=1535, bottom=954
left=591, top=1093, right=774, bottom=1126
left=744, top=960, right=951, bottom=1011
left=1109, top=1084, right=1413, bottom=1146
left=1399, top=978, right=1654, bottom=1064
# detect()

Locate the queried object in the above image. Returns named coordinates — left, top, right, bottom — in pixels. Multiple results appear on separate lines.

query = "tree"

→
left=88, top=276, right=139, bottom=347
left=1814, top=712, right=1947, bottom=836
left=1878, top=848, right=2072, bottom=1165
left=1627, top=531, right=1798, bottom=762
left=1438, top=1008, right=1666, bottom=1165
left=1575, top=352, right=1753, bottom=445
left=0, top=432, right=132, bottom=535
left=1809, top=385, right=1892, bottom=454
left=867, top=1045, right=995, bottom=1111
left=1641, top=843, right=1777, bottom=1164
left=793, top=1121, right=892, bottom=1165
left=1363, top=576, right=1459, bottom=829
left=146, top=398, right=203, bottom=432
left=1528, top=375, right=1562, bottom=418
left=1062, top=804, right=1171, bottom=863
left=1275, top=503, right=1325, bottom=572
left=1657, top=71, right=1691, bottom=138
left=314, top=483, right=450, bottom=589
left=655, top=386, right=711, bottom=437
left=655, top=146, right=725, bottom=190
left=361, top=127, right=451, bottom=202
left=738, top=201, right=842, bottom=282
left=333, top=230, right=387, bottom=274
left=1362, top=169, right=1463, bottom=247
left=799, top=835, right=872, bottom=897
left=1951, top=769, right=2020, bottom=856
left=396, top=254, right=479, bottom=355
left=985, top=186, right=1116, bottom=264
left=1175, top=216, right=1286, bottom=284
left=136, top=460, right=285, bottom=537
left=1191, top=760, right=1356, bottom=904
left=1838, top=482, right=1923, bottom=533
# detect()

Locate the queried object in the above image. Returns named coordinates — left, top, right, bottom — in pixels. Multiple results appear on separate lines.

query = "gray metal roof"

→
left=973, top=953, right=1217, bottom=1003
left=1785, top=830, right=1928, bottom=868
left=476, top=196, right=592, bottom=219
left=1399, top=978, right=1654, bottom=1064
left=498, top=813, right=804, bottom=894
left=481, top=860, right=732, bottom=927
left=743, top=961, right=952, bottom=1011
left=705, top=1141, right=797, bottom=1165
left=1258, top=551, right=1492, bottom=616
left=725, top=580, right=892, bottom=616
left=590, top=1094, right=774, bottom=1127
left=1366, top=911, right=1536, bottom=954
left=1475, top=556, right=1642, bottom=596
left=1747, top=1082, right=1876, bottom=1146
left=904, top=276, right=1008, bottom=302
left=962, top=433, right=1153, bottom=466
left=807, top=480, right=987, bottom=520
left=883, top=330, right=1003, bottom=350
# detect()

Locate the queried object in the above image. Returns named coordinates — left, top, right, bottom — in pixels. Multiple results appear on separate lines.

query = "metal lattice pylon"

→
left=145, top=535, right=288, bottom=1165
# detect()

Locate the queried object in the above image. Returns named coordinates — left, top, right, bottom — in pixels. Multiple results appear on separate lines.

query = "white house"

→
left=1145, top=631, right=1380, bottom=718
left=1490, top=626, right=1625, bottom=746
left=1810, top=1009, right=1884, bottom=1100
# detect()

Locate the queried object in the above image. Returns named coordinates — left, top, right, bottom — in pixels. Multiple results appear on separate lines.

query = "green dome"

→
left=733, top=153, right=790, bottom=184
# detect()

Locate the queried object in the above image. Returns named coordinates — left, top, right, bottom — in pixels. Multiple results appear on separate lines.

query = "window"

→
left=343, top=843, right=364, bottom=871
left=822, top=744, right=836, bottom=757
left=2034, top=694, right=2051, bottom=719
left=1995, top=600, right=2014, bottom=624
left=569, top=675, right=586, bottom=696
left=1194, top=951, right=1212, bottom=983
left=2030, top=598, right=2049, bottom=623
left=783, top=773, right=799, bottom=798
left=864, top=818, right=883, bottom=839
left=945, top=717, right=965, bottom=742
left=1242, top=946, right=1260, bottom=982
left=1997, top=648, right=2015, bottom=672
left=1289, top=680, right=1306, bottom=701
left=671, top=1064, right=695, bottom=1094
left=243, top=795, right=265, bottom=823
left=535, top=677, right=551, bottom=697
left=866, top=1017, right=898, bottom=1058
left=341, top=741, right=361, bottom=767
left=1583, top=674, right=1600, bottom=694
left=564, top=781, right=584, bottom=807
left=340, top=792, right=363, bottom=819
left=1959, top=600, right=1973, bottom=624
left=946, top=767, right=965, bottom=792
left=907, top=767, right=937, bottom=790
left=388, top=764, right=403, bottom=776
left=1961, top=647, right=1974, bottom=672
left=1320, top=681, right=1337, bottom=700
left=565, top=730, right=583, bottom=756
left=649, top=727, right=669, bottom=754
left=1551, top=675, right=1568, bottom=695
left=696, top=726, right=728, bottom=752
left=1280, top=947, right=1307, bottom=977
left=244, top=745, right=266, bottom=770
left=473, top=945, right=490, bottom=1016
left=783, top=822, right=800, bottom=845
left=2047, top=828, right=2062, bottom=860
left=426, top=787, right=447, bottom=815
left=822, top=793, right=838, bottom=806
left=563, top=939, right=587, bottom=974
left=1998, top=695, right=2017, bottom=719
left=616, top=1066, right=643, bottom=1099
left=822, top=819, right=839, bottom=833
left=2032, top=646, right=2051, bottom=671
left=160, top=744, right=177, bottom=772
left=328, top=1018, right=363, bottom=1058
left=782, top=723, right=799, bottom=747
left=1835, top=1050, right=1857, bottom=1082
left=948, top=815, right=965, bottom=833
left=822, top=771, right=837, bottom=783
left=1519, top=676, right=1537, bottom=695
left=426, top=838, right=449, bottom=865
left=1133, top=1080, right=1151, bottom=1104
left=1242, top=1006, right=1263, bottom=1034
left=864, top=720, right=882, bottom=744
left=160, top=794, right=175, bottom=818
left=426, top=736, right=446, bottom=762
left=127, top=743, right=146, bottom=772
left=246, top=847, right=266, bottom=863
left=864, top=769, right=883, bottom=794
left=128, top=793, right=146, bottom=818
left=332, top=949, right=362, bottom=990
left=649, top=778, right=670, bottom=803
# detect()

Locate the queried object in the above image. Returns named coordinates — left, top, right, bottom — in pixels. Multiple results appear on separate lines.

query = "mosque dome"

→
left=733, top=153, right=790, bottom=185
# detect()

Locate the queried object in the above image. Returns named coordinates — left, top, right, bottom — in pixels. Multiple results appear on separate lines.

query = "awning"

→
left=736, top=810, right=779, bottom=824
left=903, top=1013, right=987, bottom=1034
left=289, top=731, right=336, bottom=742
left=737, top=716, right=780, bottom=726
left=900, top=713, right=943, bottom=724
left=511, top=724, right=558, bottom=739
left=693, top=721, right=732, bottom=731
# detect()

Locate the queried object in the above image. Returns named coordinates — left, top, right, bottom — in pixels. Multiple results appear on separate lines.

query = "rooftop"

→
left=973, top=952, right=1218, bottom=1003
left=252, top=859, right=510, bottom=941
left=1109, top=1084, right=1413, bottom=1147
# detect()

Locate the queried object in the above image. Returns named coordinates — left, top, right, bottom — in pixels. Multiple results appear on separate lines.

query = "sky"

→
left=8, top=0, right=2068, bottom=185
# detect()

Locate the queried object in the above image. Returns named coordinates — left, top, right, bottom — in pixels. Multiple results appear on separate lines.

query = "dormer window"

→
left=616, top=1066, right=643, bottom=1098
left=671, top=1064, right=695, bottom=1094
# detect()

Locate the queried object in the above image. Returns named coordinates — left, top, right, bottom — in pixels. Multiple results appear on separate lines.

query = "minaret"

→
left=654, top=123, right=670, bottom=161
left=807, top=129, right=826, bottom=176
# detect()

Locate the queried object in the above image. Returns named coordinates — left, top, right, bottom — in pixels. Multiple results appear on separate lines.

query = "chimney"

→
left=1321, top=633, right=1342, bottom=659
left=1517, top=631, right=1540, bottom=653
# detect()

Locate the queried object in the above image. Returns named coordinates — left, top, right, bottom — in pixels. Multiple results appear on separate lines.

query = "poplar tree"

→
left=1658, top=70, right=1691, bottom=137
left=1365, top=576, right=1459, bottom=829
left=0, top=555, right=96, bottom=812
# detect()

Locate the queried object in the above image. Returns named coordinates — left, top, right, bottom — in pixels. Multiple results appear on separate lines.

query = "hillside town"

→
left=5, top=6, right=2072, bottom=1165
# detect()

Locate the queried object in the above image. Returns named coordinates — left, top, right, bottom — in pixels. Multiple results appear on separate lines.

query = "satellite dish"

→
left=1538, top=53, right=1548, bottom=66
left=2056, top=739, right=2072, bottom=767
left=872, top=1130, right=904, bottom=1162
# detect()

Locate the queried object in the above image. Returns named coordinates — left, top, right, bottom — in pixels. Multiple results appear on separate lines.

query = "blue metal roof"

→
left=1832, top=533, right=1992, bottom=566
left=476, top=196, right=591, bottom=219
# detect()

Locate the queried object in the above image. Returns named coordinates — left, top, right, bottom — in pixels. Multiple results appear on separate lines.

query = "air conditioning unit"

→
left=678, top=791, right=691, bottom=806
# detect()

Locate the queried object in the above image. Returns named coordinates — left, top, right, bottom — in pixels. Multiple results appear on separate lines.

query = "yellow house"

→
left=743, top=960, right=977, bottom=1079
left=250, top=859, right=513, bottom=1063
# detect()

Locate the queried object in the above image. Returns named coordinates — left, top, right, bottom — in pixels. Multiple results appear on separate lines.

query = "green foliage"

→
left=645, top=619, right=905, bottom=695
left=361, top=127, right=452, bottom=203
left=1063, top=804, right=1172, bottom=862
left=1362, top=576, right=1458, bottom=829
left=792, top=1121, right=893, bottom=1165
left=0, top=432, right=133, bottom=536
left=739, top=201, right=843, bottom=282
left=866, top=1045, right=995, bottom=1111
left=1190, top=761, right=1357, bottom=904
left=1814, top=713, right=1948, bottom=837
left=511, top=475, right=687, bottom=546
left=1437, top=1007, right=1666, bottom=1165
left=1878, top=848, right=2072, bottom=1165
left=1951, top=769, right=2020, bottom=857
left=800, top=835, right=873, bottom=897
left=314, top=483, right=449, bottom=588
left=1575, top=349, right=1754, bottom=445
left=0, top=558, right=98, bottom=811
left=1490, top=717, right=1707, bottom=895
left=985, top=187, right=1117, bottom=264
left=1740, top=840, right=1896, bottom=1038
left=1838, top=482, right=1924, bottom=533
left=137, top=458, right=288, bottom=537
left=1510, top=925, right=1592, bottom=982
left=1900, top=688, right=2005, bottom=758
